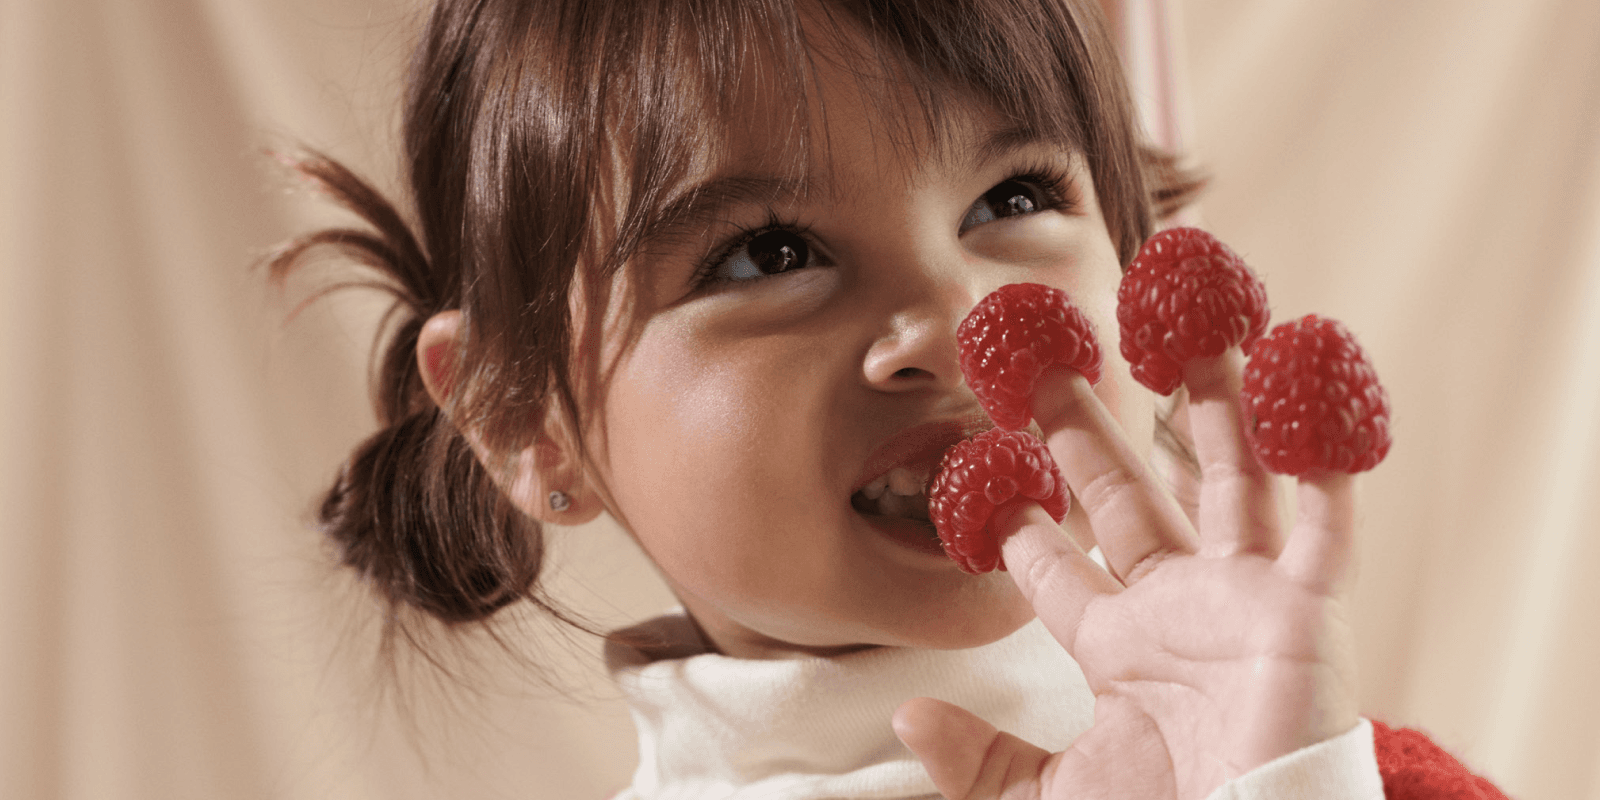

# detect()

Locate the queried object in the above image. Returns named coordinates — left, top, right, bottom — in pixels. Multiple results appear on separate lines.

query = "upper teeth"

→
left=861, top=467, right=927, bottom=500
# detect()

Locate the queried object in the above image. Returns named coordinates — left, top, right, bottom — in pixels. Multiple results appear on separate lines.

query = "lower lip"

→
left=859, top=512, right=949, bottom=557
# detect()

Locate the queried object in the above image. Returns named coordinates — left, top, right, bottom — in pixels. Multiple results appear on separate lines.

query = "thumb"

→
left=893, top=697, right=1051, bottom=799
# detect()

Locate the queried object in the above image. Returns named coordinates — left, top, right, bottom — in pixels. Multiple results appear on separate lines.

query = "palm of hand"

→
left=1058, top=553, right=1356, bottom=799
left=896, top=356, right=1361, bottom=800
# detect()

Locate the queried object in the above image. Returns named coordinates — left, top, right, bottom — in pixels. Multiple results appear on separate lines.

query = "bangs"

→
left=423, top=0, right=1148, bottom=449
left=575, top=0, right=1142, bottom=275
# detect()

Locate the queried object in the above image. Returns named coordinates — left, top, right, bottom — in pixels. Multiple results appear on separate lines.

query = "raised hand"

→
left=895, top=351, right=1361, bottom=800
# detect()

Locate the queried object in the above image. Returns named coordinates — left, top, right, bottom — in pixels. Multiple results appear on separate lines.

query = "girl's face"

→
left=584, top=48, right=1153, bottom=659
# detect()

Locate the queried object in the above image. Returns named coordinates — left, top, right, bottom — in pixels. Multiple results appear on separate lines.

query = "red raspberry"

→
left=927, top=428, right=1070, bottom=574
left=957, top=283, right=1102, bottom=430
left=1242, top=314, right=1392, bottom=475
left=1117, top=227, right=1270, bottom=395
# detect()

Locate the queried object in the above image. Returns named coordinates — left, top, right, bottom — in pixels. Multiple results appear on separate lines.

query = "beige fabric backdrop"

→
left=2, top=0, right=1596, bottom=798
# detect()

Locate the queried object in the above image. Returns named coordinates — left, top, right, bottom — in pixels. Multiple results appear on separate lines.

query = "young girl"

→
left=272, top=0, right=1505, bottom=797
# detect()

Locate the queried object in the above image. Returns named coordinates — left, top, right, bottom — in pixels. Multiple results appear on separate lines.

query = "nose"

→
left=860, top=269, right=974, bottom=392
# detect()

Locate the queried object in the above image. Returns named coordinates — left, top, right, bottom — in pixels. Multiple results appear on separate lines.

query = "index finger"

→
left=1031, top=367, right=1196, bottom=582
left=996, top=503, right=1122, bottom=650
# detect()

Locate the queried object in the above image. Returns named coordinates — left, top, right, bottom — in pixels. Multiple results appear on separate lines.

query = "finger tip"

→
left=995, top=504, right=1073, bottom=564
left=1030, top=367, right=1095, bottom=431
left=891, top=697, right=980, bottom=757
left=891, top=697, right=939, bottom=739
left=1298, top=468, right=1356, bottom=495
left=1180, top=350, right=1245, bottom=398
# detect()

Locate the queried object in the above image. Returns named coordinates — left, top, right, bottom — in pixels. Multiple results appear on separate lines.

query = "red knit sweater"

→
left=1373, top=720, right=1511, bottom=799
left=607, top=720, right=1512, bottom=798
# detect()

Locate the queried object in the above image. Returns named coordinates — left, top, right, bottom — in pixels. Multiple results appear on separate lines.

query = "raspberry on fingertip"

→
left=927, top=428, right=1070, bottom=574
left=1242, top=314, right=1392, bottom=475
left=1117, top=227, right=1271, bottom=395
left=957, top=283, right=1103, bottom=430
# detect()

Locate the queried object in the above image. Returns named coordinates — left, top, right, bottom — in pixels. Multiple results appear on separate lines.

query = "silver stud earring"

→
left=548, top=490, right=571, bottom=512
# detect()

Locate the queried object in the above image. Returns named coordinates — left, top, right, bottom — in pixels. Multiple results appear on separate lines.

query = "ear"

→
left=417, top=311, right=604, bottom=525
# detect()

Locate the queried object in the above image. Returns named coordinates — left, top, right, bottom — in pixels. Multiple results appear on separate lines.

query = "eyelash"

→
left=692, top=211, right=815, bottom=289
left=689, top=164, right=1079, bottom=289
left=997, top=163, right=1078, bottom=215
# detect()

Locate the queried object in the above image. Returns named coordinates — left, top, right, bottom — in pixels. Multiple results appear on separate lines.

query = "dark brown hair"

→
left=269, top=0, right=1204, bottom=641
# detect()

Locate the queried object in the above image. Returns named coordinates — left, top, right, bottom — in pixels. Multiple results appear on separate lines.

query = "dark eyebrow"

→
left=963, top=123, right=1069, bottom=172
left=635, top=124, right=1067, bottom=252
left=638, top=175, right=809, bottom=252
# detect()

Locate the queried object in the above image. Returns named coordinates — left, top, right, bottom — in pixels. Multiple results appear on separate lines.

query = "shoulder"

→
left=1371, top=720, right=1511, bottom=800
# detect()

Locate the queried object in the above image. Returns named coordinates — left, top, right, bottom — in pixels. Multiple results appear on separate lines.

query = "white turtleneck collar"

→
left=605, top=616, right=1094, bottom=799
left=604, top=610, right=1385, bottom=800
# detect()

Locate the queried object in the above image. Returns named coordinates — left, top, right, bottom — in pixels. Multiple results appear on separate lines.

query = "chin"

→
left=880, top=583, right=1038, bottom=651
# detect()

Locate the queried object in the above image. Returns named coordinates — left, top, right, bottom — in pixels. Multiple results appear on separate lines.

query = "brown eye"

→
left=714, top=228, right=812, bottom=282
left=962, top=179, right=1044, bottom=230
left=986, top=180, right=1041, bottom=217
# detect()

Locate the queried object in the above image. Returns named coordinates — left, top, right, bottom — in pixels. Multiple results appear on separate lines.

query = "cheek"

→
left=1043, top=234, right=1153, bottom=452
left=1095, top=353, right=1157, bottom=458
left=1088, top=286, right=1155, bottom=456
left=602, top=340, right=761, bottom=511
left=595, top=319, right=822, bottom=561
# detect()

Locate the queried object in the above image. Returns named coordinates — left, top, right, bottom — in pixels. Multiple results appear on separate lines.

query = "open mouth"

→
left=850, top=466, right=937, bottom=536
left=849, top=419, right=986, bottom=551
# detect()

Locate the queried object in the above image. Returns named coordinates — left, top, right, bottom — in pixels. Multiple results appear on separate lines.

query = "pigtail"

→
left=316, top=403, right=539, bottom=623
left=267, top=152, right=551, bottom=628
